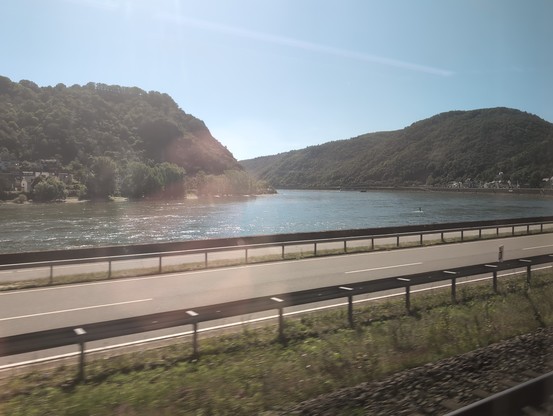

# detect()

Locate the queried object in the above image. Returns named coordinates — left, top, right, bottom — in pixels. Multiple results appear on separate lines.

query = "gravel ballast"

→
left=284, top=327, right=553, bottom=415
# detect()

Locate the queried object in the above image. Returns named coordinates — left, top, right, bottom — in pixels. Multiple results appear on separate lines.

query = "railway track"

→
left=284, top=327, right=553, bottom=415
left=445, top=369, right=553, bottom=416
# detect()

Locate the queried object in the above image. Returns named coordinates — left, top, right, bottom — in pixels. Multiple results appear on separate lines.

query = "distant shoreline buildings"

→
left=0, top=159, right=72, bottom=193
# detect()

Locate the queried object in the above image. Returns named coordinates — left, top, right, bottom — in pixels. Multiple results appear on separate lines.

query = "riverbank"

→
left=3, top=186, right=551, bottom=205
left=291, top=185, right=553, bottom=197
left=424, top=186, right=553, bottom=196
left=0, top=191, right=266, bottom=204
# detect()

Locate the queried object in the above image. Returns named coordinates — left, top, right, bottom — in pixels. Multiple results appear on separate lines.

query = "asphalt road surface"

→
left=1, top=233, right=552, bottom=368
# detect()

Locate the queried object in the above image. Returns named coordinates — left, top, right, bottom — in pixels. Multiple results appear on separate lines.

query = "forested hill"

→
left=241, top=108, right=553, bottom=189
left=0, top=76, right=240, bottom=174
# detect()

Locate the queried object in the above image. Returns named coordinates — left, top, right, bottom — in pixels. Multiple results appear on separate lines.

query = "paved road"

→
left=1, top=233, right=552, bottom=367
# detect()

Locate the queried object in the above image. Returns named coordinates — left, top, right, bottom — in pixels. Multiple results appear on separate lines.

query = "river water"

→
left=0, top=189, right=552, bottom=254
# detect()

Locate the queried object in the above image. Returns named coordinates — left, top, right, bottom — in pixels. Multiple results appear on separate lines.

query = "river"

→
left=0, top=189, right=552, bottom=254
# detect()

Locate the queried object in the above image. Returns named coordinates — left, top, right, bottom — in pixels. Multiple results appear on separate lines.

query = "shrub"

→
left=12, top=193, right=27, bottom=204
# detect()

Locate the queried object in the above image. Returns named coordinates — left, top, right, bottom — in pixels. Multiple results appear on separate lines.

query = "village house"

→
left=18, top=171, right=73, bottom=193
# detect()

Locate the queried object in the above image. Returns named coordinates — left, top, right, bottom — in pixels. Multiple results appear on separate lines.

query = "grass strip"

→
left=1, top=269, right=553, bottom=415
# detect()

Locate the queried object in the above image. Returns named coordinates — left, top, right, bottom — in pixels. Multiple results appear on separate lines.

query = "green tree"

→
left=86, top=156, right=117, bottom=199
left=19, top=160, right=42, bottom=172
left=0, top=76, right=242, bottom=187
left=224, top=170, right=254, bottom=194
left=66, top=160, right=87, bottom=183
left=0, top=175, right=12, bottom=191
left=0, top=174, right=12, bottom=199
left=32, top=176, right=67, bottom=202
left=156, top=162, right=186, bottom=197
left=121, top=161, right=163, bottom=199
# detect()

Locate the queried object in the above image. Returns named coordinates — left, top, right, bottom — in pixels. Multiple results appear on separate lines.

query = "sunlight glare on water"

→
left=0, top=189, right=552, bottom=254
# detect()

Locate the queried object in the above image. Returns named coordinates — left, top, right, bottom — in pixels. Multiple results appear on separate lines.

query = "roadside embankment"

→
left=1, top=269, right=553, bottom=415
left=286, top=326, right=553, bottom=415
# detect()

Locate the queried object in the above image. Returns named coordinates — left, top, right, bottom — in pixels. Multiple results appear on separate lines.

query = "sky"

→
left=2, top=0, right=553, bottom=161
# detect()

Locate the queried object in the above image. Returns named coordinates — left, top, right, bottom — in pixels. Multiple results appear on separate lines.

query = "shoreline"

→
left=2, top=186, right=552, bottom=205
left=282, top=186, right=553, bottom=197
left=0, top=193, right=259, bottom=205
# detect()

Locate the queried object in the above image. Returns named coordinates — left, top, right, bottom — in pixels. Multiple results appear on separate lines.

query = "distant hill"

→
left=241, top=108, right=553, bottom=189
left=0, top=76, right=241, bottom=175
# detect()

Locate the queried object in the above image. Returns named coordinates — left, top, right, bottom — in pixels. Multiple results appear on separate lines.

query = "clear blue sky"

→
left=3, top=0, right=553, bottom=160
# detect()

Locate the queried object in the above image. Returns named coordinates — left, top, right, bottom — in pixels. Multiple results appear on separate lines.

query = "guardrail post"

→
left=396, top=235, right=400, bottom=247
left=204, top=252, right=208, bottom=268
left=512, top=226, right=515, bottom=236
left=347, top=295, right=353, bottom=327
left=271, top=297, right=285, bottom=343
left=278, top=308, right=284, bottom=342
left=281, top=245, right=285, bottom=259
left=441, top=232, right=445, bottom=243
left=397, top=278, right=411, bottom=314
left=443, top=271, right=458, bottom=304
left=485, top=264, right=499, bottom=293
left=108, top=260, right=112, bottom=278
left=344, top=240, right=347, bottom=253
left=340, top=286, right=354, bottom=327
left=187, top=311, right=199, bottom=358
left=49, top=265, right=54, bottom=285
left=314, top=242, right=317, bottom=256
left=479, top=228, right=482, bottom=239
left=419, top=233, right=423, bottom=246
left=192, top=322, right=199, bottom=357
left=461, top=230, right=464, bottom=242
left=371, top=238, right=374, bottom=251
left=245, top=248, right=249, bottom=264
left=518, top=259, right=532, bottom=287
left=158, top=256, right=162, bottom=274
left=74, top=328, right=86, bottom=382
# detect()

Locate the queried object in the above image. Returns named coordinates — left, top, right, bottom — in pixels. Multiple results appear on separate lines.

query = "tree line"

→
left=0, top=155, right=273, bottom=202
left=0, top=76, right=274, bottom=202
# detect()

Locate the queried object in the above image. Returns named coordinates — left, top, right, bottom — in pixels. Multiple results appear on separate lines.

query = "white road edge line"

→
left=0, top=298, right=153, bottom=322
left=523, top=244, right=553, bottom=250
left=345, top=262, right=422, bottom=274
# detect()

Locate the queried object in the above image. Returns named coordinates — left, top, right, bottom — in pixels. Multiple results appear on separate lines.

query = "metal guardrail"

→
left=445, top=370, right=553, bottom=416
left=1, top=216, right=552, bottom=282
left=1, top=253, right=552, bottom=380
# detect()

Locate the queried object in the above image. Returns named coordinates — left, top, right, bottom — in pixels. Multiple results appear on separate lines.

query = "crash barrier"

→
left=1, top=253, right=552, bottom=381
left=445, top=370, right=553, bottom=416
left=1, top=216, right=552, bottom=283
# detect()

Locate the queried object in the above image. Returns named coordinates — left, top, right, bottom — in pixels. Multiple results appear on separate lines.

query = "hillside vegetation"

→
left=0, top=76, right=272, bottom=200
left=0, top=76, right=240, bottom=173
left=241, top=108, right=553, bottom=189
